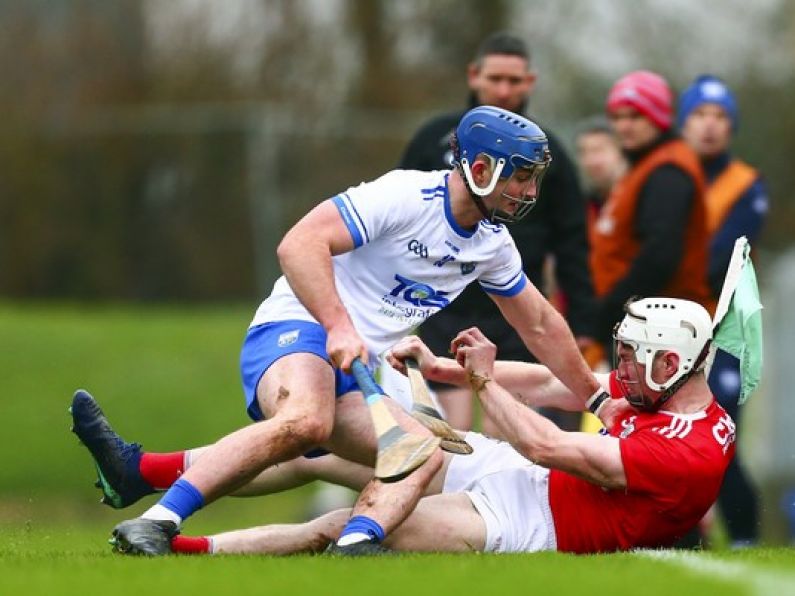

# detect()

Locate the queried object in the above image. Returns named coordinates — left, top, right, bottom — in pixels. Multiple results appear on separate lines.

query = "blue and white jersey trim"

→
left=332, top=193, right=370, bottom=248
left=480, top=272, right=527, bottom=297
left=421, top=183, right=447, bottom=201
left=480, top=221, right=506, bottom=234
left=443, top=188, right=477, bottom=239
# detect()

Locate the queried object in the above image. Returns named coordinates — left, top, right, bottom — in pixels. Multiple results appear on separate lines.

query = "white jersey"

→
left=251, top=169, right=527, bottom=357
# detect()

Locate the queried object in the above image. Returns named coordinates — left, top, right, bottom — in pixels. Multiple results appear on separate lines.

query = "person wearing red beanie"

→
left=606, top=70, right=674, bottom=132
left=589, top=70, right=712, bottom=352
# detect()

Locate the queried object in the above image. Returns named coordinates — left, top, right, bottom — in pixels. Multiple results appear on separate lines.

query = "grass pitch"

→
left=2, top=302, right=794, bottom=595
left=2, top=526, right=795, bottom=596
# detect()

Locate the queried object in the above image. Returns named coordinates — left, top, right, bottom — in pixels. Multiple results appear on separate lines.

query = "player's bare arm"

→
left=490, top=284, right=602, bottom=403
left=388, top=335, right=610, bottom=413
left=277, top=199, right=367, bottom=369
left=455, top=327, right=626, bottom=490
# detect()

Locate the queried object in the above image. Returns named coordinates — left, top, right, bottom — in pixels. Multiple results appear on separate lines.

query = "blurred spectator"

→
left=679, top=74, right=768, bottom=547
left=591, top=70, right=712, bottom=350
left=399, top=31, right=595, bottom=434
left=574, top=116, right=627, bottom=230
left=572, top=117, right=628, bottom=424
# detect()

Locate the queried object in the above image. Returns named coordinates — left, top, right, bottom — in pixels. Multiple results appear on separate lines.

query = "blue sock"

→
left=158, top=478, right=205, bottom=521
left=339, top=515, right=385, bottom=543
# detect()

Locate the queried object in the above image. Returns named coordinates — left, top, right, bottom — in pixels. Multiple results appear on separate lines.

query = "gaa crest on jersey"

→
left=277, top=329, right=300, bottom=348
left=461, top=262, right=476, bottom=275
left=619, top=415, right=637, bottom=439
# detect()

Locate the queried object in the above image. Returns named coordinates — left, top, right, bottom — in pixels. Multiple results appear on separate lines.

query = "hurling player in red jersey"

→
left=79, top=297, right=737, bottom=555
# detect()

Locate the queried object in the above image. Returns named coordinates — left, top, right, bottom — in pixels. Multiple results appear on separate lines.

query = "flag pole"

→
left=704, top=236, right=749, bottom=378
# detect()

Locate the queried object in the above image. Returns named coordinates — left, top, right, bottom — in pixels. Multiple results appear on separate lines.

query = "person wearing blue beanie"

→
left=678, top=75, right=739, bottom=132
left=679, top=74, right=768, bottom=549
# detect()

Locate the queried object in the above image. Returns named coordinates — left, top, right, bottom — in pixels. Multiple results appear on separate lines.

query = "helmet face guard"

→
left=612, top=297, right=713, bottom=411
left=453, top=106, right=551, bottom=224
left=612, top=340, right=662, bottom=411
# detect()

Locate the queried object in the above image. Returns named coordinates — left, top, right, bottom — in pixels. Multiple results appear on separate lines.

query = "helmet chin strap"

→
left=620, top=359, right=677, bottom=413
left=621, top=339, right=713, bottom=413
left=626, top=353, right=711, bottom=413
left=468, top=190, right=492, bottom=222
left=626, top=389, right=671, bottom=413
left=648, top=340, right=712, bottom=411
left=458, top=158, right=506, bottom=223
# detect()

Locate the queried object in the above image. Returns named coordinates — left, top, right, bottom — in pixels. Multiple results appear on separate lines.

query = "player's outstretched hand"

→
left=387, top=335, right=437, bottom=376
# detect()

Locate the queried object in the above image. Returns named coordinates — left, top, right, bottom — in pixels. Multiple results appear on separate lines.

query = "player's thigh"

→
left=324, top=392, right=377, bottom=466
left=434, top=386, right=474, bottom=430
left=385, top=493, right=486, bottom=552
left=257, top=352, right=336, bottom=427
left=326, top=393, right=435, bottom=467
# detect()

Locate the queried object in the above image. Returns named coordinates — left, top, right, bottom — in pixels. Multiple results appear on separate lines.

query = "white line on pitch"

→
left=635, top=549, right=795, bottom=596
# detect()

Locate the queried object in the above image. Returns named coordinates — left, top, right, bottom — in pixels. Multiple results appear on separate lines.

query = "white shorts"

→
left=443, top=432, right=557, bottom=553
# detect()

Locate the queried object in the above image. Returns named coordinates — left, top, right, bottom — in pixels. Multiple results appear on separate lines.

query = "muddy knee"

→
left=275, top=412, right=334, bottom=450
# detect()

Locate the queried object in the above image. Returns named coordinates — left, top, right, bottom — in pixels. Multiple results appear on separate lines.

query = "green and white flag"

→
left=710, top=237, right=763, bottom=404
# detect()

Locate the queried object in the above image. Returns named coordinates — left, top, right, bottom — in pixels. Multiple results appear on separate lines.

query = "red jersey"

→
left=548, top=372, right=735, bottom=553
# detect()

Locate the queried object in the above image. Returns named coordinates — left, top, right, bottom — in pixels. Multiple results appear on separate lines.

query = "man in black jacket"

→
left=399, top=32, right=596, bottom=433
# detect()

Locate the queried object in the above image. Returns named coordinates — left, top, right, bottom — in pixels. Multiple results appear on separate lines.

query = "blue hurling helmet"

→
left=452, top=106, right=551, bottom=223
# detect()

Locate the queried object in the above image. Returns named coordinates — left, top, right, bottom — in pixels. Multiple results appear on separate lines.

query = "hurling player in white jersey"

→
left=71, top=106, right=607, bottom=556
left=93, top=298, right=735, bottom=555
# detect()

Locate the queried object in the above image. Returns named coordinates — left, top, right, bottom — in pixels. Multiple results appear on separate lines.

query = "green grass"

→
left=2, top=301, right=254, bottom=496
left=0, top=300, right=321, bottom=534
left=2, top=525, right=795, bottom=596
left=2, top=301, right=795, bottom=595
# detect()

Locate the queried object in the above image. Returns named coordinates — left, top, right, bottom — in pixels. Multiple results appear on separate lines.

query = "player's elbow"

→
left=517, top=428, right=560, bottom=467
left=276, top=233, right=299, bottom=268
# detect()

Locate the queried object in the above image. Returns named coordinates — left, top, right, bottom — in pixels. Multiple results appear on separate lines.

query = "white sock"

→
left=140, top=504, right=183, bottom=527
left=337, top=532, right=370, bottom=546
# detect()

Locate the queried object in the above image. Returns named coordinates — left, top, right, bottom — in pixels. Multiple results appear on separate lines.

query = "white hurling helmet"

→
left=614, top=297, right=713, bottom=393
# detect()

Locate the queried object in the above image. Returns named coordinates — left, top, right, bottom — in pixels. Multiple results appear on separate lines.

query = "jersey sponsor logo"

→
left=377, top=303, right=437, bottom=324
left=407, top=239, right=429, bottom=259
left=277, top=329, right=300, bottom=347
left=389, top=274, right=450, bottom=308
left=712, top=413, right=736, bottom=454
left=460, top=262, right=476, bottom=275
left=434, top=255, right=456, bottom=267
